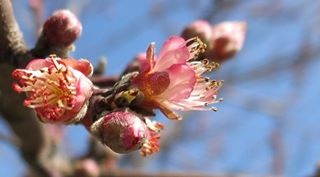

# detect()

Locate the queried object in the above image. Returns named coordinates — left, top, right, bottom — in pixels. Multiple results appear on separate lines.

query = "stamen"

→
left=209, top=80, right=224, bottom=88
left=187, top=37, right=207, bottom=59
left=201, top=60, right=220, bottom=72
left=201, top=59, right=209, bottom=65
left=12, top=56, right=77, bottom=118
left=140, top=118, right=164, bottom=157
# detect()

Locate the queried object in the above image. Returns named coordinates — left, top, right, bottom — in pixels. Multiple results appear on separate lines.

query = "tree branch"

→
left=0, top=0, right=50, bottom=176
left=101, top=170, right=276, bottom=177
left=0, top=0, right=27, bottom=64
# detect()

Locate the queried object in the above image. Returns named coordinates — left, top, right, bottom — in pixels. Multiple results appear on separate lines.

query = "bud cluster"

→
left=181, top=20, right=247, bottom=63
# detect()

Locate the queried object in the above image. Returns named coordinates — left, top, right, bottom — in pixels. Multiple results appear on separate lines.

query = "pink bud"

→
left=208, top=21, right=247, bottom=63
left=91, top=111, right=148, bottom=154
left=74, top=159, right=100, bottom=177
left=43, top=9, right=82, bottom=46
left=181, top=20, right=212, bottom=49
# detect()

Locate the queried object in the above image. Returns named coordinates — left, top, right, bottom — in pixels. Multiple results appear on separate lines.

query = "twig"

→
left=0, top=0, right=27, bottom=64
left=0, top=0, right=50, bottom=176
left=101, top=170, right=279, bottom=177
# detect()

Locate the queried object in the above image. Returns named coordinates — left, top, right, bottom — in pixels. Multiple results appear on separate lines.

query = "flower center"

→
left=12, top=59, right=77, bottom=114
left=144, top=71, right=170, bottom=96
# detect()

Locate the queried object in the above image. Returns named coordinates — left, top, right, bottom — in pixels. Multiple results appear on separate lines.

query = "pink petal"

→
left=136, top=53, right=150, bottom=73
left=61, top=58, right=93, bottom=77
left=160, top=64, right=195, bottom=101
left=50, top=69, right=93, bottom=123
left=153, top=36, right=189, bottom=71
left=26, top=57, right=94, bottom=77
left=158, top=36, right=186, bottom=58
left=73, top=69, right=93, bottom=110
left=26, top=58, right=52, bottom=70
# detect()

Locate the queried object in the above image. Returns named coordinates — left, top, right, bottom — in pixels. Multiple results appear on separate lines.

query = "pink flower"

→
left=12, top=55, right=93, bottom=124
left=133, top=36, right=223, bottom=120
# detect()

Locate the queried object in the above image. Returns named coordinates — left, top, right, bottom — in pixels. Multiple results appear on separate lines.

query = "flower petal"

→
left=136, top=53, right=150, bottom=73
left=73, top=69, right=94, bottom=110
left=26, top=58, right=53, bottom=70
left=153, top=36, right=189, bottom=71
left=159, top=64, right=196, bottom=101
left=61, top=58, right=93, bottom=77
left=158, top=36, right=186, bottom=58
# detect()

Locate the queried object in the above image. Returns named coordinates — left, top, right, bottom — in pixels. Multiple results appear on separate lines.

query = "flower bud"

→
left=74, top=159, right=100, bottom=177
left=91, top=111, right=148, bottom=154
left=208, top=21, right=247, bottom=63
left=43, top=9, right=82, bottom=46
left=181, top=20, right=212, bottom=51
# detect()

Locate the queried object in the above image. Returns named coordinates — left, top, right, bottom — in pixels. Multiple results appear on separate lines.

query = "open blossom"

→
left=133, top=36, right=223, bottom=120
left=12, top=55, right=93, bottom=124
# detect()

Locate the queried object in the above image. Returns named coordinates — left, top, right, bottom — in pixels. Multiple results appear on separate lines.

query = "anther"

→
left=211, top=107, right=218, bottom=112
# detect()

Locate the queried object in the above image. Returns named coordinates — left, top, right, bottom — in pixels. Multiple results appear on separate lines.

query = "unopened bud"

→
left=74, top=159, right=100, bottom=177
left=181, top=20, right=212, bottom=49
left=208, top=21, right=247, bottom=63
left=91, top=111, right=148, bottom=154
left=43, top=9, right=82, bottom=46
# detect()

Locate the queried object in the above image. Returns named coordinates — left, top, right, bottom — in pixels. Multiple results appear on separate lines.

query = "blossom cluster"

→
left=10, top=18, right=244, bottom=156
left=11, top=35, right=224, bottom=156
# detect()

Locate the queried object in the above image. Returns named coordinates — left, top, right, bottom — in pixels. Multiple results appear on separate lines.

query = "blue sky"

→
left=1, top=1, right=320, bottom=177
